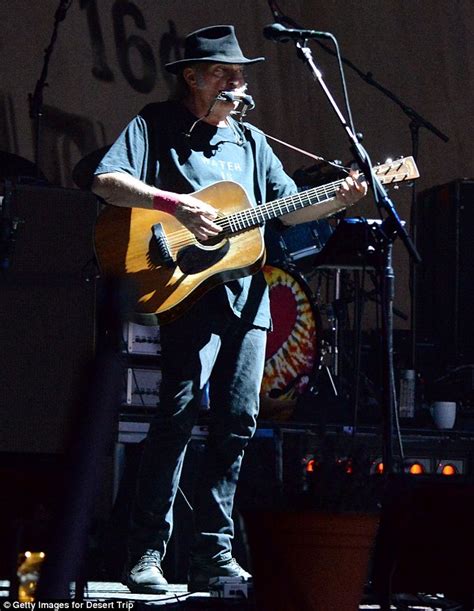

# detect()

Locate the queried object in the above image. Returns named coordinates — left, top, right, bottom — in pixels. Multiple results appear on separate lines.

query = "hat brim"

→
left=165, top=56, right=265, bottom=75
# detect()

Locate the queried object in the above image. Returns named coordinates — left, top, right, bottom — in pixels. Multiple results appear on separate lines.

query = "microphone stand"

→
left=305, top=39, right=449, bottom=372
left=28, top=0, right=72, bottom=178
left=295, top=40, right=421, bottom=475
left=266, top=0, right=449, bottom=373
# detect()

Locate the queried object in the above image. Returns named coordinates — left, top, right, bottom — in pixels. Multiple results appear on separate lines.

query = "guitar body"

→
left=94, top=157, right=419, bottom=322
left=94, top=181, right=265, bottom=322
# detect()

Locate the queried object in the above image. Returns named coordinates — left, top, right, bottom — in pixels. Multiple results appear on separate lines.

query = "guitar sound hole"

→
left=176, top=240, right=230, bottom=274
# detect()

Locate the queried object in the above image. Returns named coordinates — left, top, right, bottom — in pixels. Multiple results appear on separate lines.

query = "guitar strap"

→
left=240, top=122, right=264, bottom=209
left=241, top=121, right=291, bottom=235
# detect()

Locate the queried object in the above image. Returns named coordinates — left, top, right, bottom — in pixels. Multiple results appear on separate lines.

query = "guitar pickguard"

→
left=176, top=239, right=230, bottom=274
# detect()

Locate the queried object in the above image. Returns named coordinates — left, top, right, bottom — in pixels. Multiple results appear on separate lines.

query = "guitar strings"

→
left=166, top=179, right=347, bottom=250
left=165, top=164, right=410, bottom=251
left=165, top=179, right=348, bottom=249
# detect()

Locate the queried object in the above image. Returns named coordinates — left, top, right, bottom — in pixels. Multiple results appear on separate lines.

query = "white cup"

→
left=431, top=401, right=457, bottom=429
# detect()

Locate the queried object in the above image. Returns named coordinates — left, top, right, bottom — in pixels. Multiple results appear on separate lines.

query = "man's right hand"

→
left=174, top=194, right=223, bottom=241
left=92, top=173, right=222, bottom=241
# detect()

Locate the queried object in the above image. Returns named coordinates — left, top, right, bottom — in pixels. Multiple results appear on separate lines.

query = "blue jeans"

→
left=128, top=291, right=267, bottom=563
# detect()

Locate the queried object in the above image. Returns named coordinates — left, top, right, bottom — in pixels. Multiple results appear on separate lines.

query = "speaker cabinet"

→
left=415, top=180, right=474, bottom=376
left=0, top=185, right=98, bottom=453
left=373, top=476, right=474, bottom=604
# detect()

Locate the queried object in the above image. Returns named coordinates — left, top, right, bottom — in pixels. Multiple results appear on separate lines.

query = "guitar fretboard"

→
left=219, top=154, right=419, bottom=235
left=223, top=178, right=346, bottom=234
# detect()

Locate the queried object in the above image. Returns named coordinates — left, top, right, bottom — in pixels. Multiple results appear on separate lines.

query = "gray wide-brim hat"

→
left=165, top=25, right=265, bottom=74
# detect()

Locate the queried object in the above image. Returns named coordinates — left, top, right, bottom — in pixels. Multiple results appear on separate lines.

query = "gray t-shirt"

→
left=95, top=100, right=296, bottom=328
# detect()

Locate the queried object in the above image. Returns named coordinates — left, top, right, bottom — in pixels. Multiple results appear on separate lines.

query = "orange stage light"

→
left=440, top=463, right=457, bottom=476
left=407, top=462, right=425, bottom=475
left=374, top=462, right=384, bottom=475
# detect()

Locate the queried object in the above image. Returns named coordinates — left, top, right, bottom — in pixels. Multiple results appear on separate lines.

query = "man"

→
left=93, top=25, right=366, bottom=594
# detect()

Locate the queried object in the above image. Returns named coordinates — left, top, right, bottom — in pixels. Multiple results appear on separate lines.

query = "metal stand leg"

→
left=273, top=427, right=284, bottom=499
left=323, top=364, right=338, bottom=397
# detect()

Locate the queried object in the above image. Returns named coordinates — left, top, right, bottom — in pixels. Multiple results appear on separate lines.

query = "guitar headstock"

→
left=373, top=156, right=420, bottom=185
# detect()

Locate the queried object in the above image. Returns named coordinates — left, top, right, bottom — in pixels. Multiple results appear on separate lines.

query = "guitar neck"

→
left=221, top=155, right=420, bottom=233
left=224, top=178, right=346, bottom=233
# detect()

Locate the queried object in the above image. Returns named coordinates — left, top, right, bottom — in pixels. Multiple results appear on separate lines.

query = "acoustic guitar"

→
left=94, top=157, right=419, bottom=322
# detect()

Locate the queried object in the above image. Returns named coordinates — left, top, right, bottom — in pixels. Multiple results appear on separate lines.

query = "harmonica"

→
left=216, top=89, right=255, bottom=109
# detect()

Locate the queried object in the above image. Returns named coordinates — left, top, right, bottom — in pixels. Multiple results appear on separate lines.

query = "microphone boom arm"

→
left=295, top=41, right=419, bottom=262
left=292, top=38, right=420, bottom=475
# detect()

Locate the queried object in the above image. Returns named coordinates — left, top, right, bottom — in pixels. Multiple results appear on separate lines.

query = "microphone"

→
left=263, top=23, right=332, bottom=42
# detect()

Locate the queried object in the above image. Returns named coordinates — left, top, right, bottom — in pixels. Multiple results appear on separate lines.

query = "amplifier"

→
left=122, top=322, right=161, bottom=356
left=121, top=369, right=211, bottom=414
left=122, top=367, right=161, bottom=408
left=415, top=179, right=474, bottom=374
left=117, top=420, right=210, bottom=444
left=0, top=185, right=97, bottom=453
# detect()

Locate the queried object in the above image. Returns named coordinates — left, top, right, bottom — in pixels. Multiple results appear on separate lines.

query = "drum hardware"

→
left=357, top=275, right=408, bottom=322
left=266, top=218, right=333, bottom=272
left=313, top=339, right=339, bottom=398
left=305, top=217, right=414, bottom=433
left=318, top=278, right=342, bottom=380
left=325, top=268, right=381, bottom=422
left=259, top=248, right=389, bottom=423
left=312, top=218, right=384, bottom=270
left=310, top=218, right=409, bottom=413
left=314, top=300, right=340, bottom=396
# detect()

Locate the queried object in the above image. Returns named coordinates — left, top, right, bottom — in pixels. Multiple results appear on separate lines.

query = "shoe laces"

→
left=136, top=550, right=162, bottom=572
left=221, top=557, right=251, bottom=578
left=222, top=557, right=240, bottom=569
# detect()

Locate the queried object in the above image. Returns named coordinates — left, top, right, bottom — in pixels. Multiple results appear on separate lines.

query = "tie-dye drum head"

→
left=260, top=265, right=320, bottom=421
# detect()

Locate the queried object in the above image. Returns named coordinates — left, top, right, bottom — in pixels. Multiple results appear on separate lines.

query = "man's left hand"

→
left=335, top=170, right=368, bottom=206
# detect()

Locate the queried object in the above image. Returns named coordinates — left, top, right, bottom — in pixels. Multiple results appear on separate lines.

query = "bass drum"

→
left=260, top=265, right=321, bottom=421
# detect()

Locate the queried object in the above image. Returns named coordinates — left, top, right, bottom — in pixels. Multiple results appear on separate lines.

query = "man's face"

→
left=182, top=62, right=248, bottom=122
left=189, top=63, right=247, bottom=101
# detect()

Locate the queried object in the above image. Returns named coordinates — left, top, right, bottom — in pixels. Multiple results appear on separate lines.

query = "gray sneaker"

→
left=125, top=549, right=169, bottom=594
left=188, top=557, right=252, bottom=592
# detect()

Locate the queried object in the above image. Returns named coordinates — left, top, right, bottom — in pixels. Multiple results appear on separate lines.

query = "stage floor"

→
left=0, top=580, right=460, bottom=610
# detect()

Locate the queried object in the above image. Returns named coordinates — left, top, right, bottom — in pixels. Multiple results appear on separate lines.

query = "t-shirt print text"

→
left=201, top=157, right=243, bottom=181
